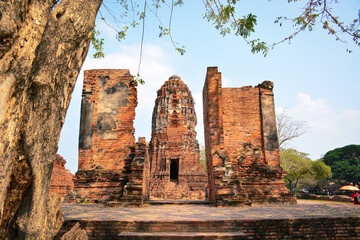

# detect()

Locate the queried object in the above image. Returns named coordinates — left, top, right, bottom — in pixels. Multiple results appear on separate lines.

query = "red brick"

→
left=149, top=76, right=207, bottom=200
left=203, top=67, right=295, bottom=205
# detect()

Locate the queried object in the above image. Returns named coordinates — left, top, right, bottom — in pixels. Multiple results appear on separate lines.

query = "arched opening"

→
left=172, top=99, right=178, bottom=107
left=171, top=119, right=178, bottom=128
left=170, top=159, right=179, bottom=182
left=170, top=113, right=178, bottom=128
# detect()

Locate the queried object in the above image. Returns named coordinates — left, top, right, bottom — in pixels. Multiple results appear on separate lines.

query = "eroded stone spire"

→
left=149, top=76, right=207, bottom=200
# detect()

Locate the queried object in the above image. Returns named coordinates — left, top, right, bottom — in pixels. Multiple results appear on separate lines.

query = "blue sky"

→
left=58, top=1, right=360, bottom=173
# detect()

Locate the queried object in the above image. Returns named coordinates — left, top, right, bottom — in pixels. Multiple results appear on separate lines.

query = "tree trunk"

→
left=0, top=0, right=103, bottom=239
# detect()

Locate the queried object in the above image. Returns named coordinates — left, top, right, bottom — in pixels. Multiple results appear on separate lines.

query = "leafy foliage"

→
left=203, top=0, right=268, bottom=55
left=203, top=0, right=360, bottom=55
left=275, top=0, right=360, bottom=51
left=311, top=160, right=332, bottom=181
left=281, top=149, right=312, bottom=194
left=299, top=159, right=332, bottom=193
left=323, top=145, right=360, bottom=185
left=280, top=149, right=331, bottom=194
left=93, top=0, right=185, bottom=83
left=92, top=0, right=359, bottom=80
left=91, top=26, right=104, bottom=59
left=199, top=144, right=207, bottom=173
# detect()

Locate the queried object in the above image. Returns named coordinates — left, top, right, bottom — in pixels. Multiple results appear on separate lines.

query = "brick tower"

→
left=203, top=67, right=296, bottom=206
left=68, top=69, right=141, bottom=204
left=149, top=75, right=207, bottom=200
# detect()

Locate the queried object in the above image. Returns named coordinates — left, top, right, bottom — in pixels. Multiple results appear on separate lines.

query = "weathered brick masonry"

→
left=57, top=217, right=360, bottom=240
left=67, top=69, right=147, bottom=205
left=203, top=67, right=295, bottom=205
left=149, top=76, right=207, bottom=200
left=67, top=67, right=294, bottom=206
left=50, top=154, right=74, bottom=198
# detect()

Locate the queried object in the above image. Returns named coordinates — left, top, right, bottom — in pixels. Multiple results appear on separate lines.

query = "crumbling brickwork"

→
left=107, top=137, right=150, bottom=207
left=50, top=154, right=74, bottom=198
left=149, top=76, right=207, bottom=200
left=68, top=69, right=139, bottom=203
left=203, top=67, right=295, bottom=205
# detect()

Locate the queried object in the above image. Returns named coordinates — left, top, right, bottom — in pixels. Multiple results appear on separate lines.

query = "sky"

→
left=57, top=0, right=360, bottom=173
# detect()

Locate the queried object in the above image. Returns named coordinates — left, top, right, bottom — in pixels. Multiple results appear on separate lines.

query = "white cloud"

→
left=222, top=77, right=231, bottom=87
left=282, top=93, right=360, bottom=160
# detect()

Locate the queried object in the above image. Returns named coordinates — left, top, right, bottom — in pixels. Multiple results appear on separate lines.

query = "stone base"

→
left=150, top=175, right=207, bottom=200
left=66, top=170, right=128, bottom=204
left=56, top=217, right=360, bottom=240
left=239, top=164, right=296, bottom=204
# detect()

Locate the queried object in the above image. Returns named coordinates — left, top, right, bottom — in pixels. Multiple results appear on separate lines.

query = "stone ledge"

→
left=117, top=231, right=247, bottom=239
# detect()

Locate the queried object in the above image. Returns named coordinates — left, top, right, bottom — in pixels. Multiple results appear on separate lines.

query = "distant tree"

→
left=298, top=159, right=332, bottom=193
left=323, top=145, right=360, bottom=185
left=280, top=149, right=312, bottom=194
left=311, top=160, right=332, bottom=181
left=276, top=109, right=309, bottom=149
left=199, top=145, right=207, bottom=173
left=280, top=149, right=331, bottom=194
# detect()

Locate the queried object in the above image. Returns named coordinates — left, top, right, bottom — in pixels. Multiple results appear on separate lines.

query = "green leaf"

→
left=91, top=25, right=105, bottom=59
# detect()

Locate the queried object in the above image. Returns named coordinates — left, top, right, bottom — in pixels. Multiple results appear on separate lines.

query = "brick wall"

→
left=107, top=137, right=149, bottom=207
left=67, top=69, right=138, bottom=203
left=202, top=68, right=223, bottom=203
left=203, top=67, right=295, bottom=205
left=78, top=69, right=137, bottom=171
left=56, top=217, right=360, bottom=239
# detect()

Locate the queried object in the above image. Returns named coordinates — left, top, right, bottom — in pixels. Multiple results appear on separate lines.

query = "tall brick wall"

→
left=67, top=69, right=139, bottom=203
left=203, top=67, right=295, bottom=205
left=149, top=76, right=207, bottom=200
left=78, top=69, right=137, bottom=171
left=259, top=82, right=281, bottom=167
left=202, top=68, right=223, bottom=203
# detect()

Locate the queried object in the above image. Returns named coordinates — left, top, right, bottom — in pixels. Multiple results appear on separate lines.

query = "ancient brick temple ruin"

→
left=203, top=67, right=295, bottom=205
left=66, top=67, right=294, bottom=206
left=67, top=69, right=149, bottom=206
left=50, top=154, right=74, bottom=198
left=148, top=76, right=207, bottom=200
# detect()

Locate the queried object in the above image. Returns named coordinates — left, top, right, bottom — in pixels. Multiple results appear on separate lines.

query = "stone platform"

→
left=57, top=200, right=360, bottom=239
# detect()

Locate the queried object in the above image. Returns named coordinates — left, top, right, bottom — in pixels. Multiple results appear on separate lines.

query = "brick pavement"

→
left=61, top=200, right=360, bottom=221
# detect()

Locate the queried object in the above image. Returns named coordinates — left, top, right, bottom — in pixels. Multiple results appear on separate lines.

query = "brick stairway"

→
left=59, top=220, right=248, bottom=240
left=57, top=201, right=360, bottom=239
left=116, top=201, right=246, bottom=239
left=116, top=220, right=247, bottom=240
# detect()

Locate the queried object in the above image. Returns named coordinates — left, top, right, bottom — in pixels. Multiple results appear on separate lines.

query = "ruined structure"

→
left=67, top=67, right=294, bottom=207
left=149, top=76, right=207, bottom=200
left=67, top=69, right=148, bottom=206
left=203, top=67, right=295, bottom=205
left=50, top=154, right=74, bottom=198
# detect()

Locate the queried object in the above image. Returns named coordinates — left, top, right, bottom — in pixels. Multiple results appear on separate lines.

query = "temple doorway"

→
left=148, top=76, right=207, bottom=200
left=170, top=159, right=179, bottom=182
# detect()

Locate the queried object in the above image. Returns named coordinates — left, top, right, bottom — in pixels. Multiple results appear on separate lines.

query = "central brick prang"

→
left=149, top=75, right=207, bottom=200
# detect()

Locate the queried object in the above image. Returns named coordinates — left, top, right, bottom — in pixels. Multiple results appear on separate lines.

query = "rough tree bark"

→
left=0, top=0, right=103, bottom=239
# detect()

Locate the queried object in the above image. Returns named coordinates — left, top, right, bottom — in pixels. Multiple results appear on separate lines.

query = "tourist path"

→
left=61, top=200, right=360, bottom=221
